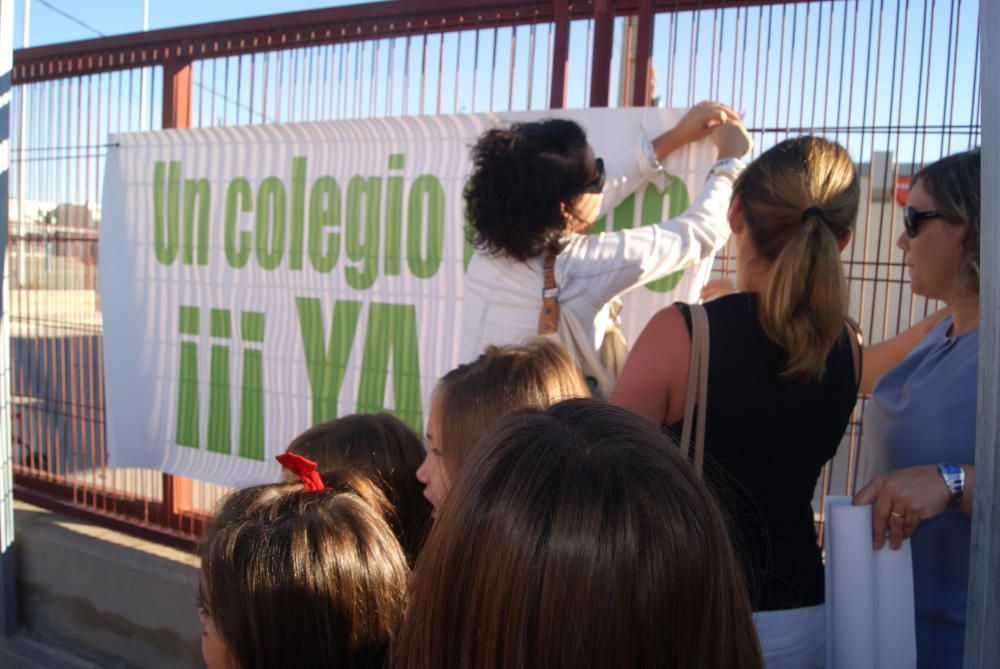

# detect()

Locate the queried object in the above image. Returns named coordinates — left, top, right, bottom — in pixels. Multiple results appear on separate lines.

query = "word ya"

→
left=152, top=154, right=445, bottom=289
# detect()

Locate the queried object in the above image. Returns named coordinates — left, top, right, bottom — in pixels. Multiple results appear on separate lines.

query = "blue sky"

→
left=14, top=0, right=374, bottom=47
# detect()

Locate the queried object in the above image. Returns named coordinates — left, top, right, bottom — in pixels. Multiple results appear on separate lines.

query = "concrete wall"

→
left=13, top=500, right=201, bottom=669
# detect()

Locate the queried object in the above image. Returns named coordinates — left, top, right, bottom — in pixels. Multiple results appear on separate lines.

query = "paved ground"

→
left=0, top=630, right=123, bottom=669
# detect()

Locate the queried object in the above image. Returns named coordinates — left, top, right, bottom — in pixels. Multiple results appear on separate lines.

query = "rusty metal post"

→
left=161, top=53, right=194, bottom=521
left=589, top=0, right=614, bottom=107
left=549, top=0, right=570, bottom=108
left=632, top=0, right=654, bottom=106
left=163, top=55, right=193, bottom=129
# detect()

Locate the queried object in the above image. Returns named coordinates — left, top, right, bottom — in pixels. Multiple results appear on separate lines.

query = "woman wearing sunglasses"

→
left=460, top=102, right=752, bottom=394
left=853, top=148, right=980, bottom=669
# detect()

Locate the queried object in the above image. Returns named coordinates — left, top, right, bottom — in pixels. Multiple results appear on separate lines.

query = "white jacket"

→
left=460, top=143, right=744, bottom=364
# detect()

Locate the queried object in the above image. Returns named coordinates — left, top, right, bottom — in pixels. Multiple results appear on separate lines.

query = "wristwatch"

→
left=938, top=463, right=965, bottom=509
left=707, top=157, right=746, bottom=182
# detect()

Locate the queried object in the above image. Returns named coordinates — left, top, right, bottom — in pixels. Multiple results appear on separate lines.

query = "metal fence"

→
left=6, top=0, right=982, bottom=547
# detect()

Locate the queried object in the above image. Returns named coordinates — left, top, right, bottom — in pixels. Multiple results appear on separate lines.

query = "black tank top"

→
left=671, top=293, right=858, bottom=611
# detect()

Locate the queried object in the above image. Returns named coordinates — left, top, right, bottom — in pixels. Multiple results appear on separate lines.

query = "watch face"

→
left=942, top=464, right=962, bottom=477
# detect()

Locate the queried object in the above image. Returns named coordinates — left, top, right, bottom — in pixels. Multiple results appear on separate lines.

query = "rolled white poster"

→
left=824, top=496, right=916, bottom=669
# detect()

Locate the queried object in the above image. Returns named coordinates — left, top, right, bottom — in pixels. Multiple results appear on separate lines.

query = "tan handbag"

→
left=679, top=303, right=710, bottom=476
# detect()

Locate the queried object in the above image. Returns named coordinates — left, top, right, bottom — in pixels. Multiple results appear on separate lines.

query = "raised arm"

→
left=564, top=123, right=752, bottom=308
left=600, top=102, right=745, bottom=213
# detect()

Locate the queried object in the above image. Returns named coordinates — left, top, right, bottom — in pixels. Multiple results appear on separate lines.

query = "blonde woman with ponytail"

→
left=615, top=136, right=862, bottom=668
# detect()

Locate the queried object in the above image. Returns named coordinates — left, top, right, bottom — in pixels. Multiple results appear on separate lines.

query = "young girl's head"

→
left=416, top=339, right=588, bottom=515
left=397, top=399, right=762, bottom=669
left=284, top=413, right=431, bottom=561
left=198, top=473, right=408, bottom=669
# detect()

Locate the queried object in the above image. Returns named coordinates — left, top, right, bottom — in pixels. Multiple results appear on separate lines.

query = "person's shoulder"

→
left=702, top=291, right=756, bottom=319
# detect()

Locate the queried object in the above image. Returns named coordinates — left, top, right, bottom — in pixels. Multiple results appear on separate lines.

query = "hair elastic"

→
left=801, top=206, right=826, bottom=222
left=275, top=452, right=325, bottom=491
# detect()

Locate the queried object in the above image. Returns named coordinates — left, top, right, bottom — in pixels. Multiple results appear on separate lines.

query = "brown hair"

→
left=396, top=399, right=763, bottom=669
left=733, top=135, right=859, bottom=381
left=912, top=147, right=981, bottom=294
left=285, top=413, right=431, bottom=562
left=200, top=472, right=408, bottom=669
left=435, top=339, right=588, bottom=476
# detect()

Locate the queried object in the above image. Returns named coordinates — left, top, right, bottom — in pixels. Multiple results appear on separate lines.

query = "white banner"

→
left=100, top=108, right=718, bottom=487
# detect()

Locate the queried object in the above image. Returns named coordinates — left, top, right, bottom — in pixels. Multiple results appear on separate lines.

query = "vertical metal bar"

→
left=590, top=0, right=614, bottom=107
left=387, top=36, right=396, bottom=117
left=403, top=35, right=411, bottom=115
left=161, top=57, right=193, bottom=523
left=376, top=37, right=384, bottom=117
left=354, top=41, right=363, bottom=119
left=550, top=0, right=570, bottom=108
left=248, top=54, right=256, bottom=124
left=420, top=34, right=428, bottom=115
left=454, top=30, right=462, bottom=112
left=471, top=28, right=480, bottom=110
left=261, top=52, right=269, bottom=124
left=969, top=4, right=1000, bottom=663
left=0, top=0, right=19, bottom=635
left=489, top=23, right=498, bottom=111
left=527, top=23, right=536, bottom=109
left=508, top=26, right=517, bottom=111
left=633, top=0, right=655, bottom=106
left=709, top=8, right=719, bottom=102
left=545, top=21, right=553, bottom=109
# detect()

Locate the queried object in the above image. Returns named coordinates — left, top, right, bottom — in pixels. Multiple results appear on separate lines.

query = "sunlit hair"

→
left=396, top=399, right=763, bottom=669
left=199, top=472, right=408, bottom=669
left=733, top=135, right=860, bottom=381
left=284, top=413, right=431, bottom=562
left=912, top=147, right=981, bottom=294
left=434, top=339, right=588, bottom=477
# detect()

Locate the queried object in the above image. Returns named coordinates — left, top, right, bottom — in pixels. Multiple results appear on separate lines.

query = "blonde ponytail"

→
left=759, top=214, right=848, bottom=380
left=734, top=136, right=860, bottom=382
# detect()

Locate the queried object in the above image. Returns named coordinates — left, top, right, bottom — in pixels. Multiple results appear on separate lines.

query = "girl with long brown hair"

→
left=397, top=399, right=762, bottom=669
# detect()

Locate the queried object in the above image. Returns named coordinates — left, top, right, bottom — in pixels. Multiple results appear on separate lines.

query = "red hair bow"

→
left=275, top=453, right=325, bottom=491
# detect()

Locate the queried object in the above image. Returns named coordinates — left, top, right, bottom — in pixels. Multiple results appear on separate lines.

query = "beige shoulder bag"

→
left=679, top=303, right=710, bottom=476
left=537, top=252, right=629, bottom=396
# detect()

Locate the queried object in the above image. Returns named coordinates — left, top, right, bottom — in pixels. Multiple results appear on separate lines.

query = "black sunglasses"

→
left=903, top=206, right=944, bottom=238
left=581, top=158, right=606, bottom=194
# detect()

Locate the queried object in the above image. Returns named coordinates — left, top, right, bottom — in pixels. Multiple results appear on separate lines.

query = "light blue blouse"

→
left=861, top=315, right=978, bottom=669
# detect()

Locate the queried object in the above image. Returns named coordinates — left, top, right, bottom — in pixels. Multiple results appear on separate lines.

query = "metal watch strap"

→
left=938, top=463, right=965, bottom=509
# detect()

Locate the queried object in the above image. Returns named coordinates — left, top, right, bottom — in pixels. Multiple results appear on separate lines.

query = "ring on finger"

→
left=890, top=511, right=904, bottom=519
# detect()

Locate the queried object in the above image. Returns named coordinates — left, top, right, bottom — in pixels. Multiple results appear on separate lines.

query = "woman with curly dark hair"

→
left=460, top=102, right=751, bottom=394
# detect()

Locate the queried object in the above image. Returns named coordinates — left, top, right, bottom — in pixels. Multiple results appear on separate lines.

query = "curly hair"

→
left=465, top=119, right=594, bottom=261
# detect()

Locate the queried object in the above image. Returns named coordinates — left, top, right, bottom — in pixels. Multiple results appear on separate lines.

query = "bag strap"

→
left=537, top=252, right=560, bottom=335
left=844, top=316, right=864, bottom=393
left=679, top=304, right=710, bottom=476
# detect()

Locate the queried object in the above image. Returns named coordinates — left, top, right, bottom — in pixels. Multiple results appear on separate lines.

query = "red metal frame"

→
left=8, top=0, right=877, bottom=547
left=12, top=0, right=821, bottom=84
